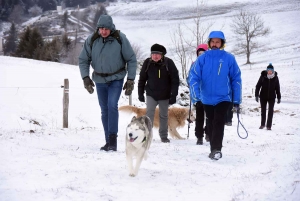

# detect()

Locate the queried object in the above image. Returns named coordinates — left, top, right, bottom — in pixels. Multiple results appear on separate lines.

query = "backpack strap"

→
left=90, top=30, right=125, bottom=77
left=145, top=57, right=169, bottom=72
left=90, top=29, right=122, bottom=50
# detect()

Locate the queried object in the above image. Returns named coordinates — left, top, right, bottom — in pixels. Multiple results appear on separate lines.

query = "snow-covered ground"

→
left=1, top=0, right=300, bottom=200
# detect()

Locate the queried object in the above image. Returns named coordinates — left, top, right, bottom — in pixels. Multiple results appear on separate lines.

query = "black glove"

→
left=83, top=76, right=95, bottom=94
left=138, top=95, right=145, bottom=102
left=169, top=96, right=176, bottom=105
left=233, top=104, right=240, bottom=113
left=255, top=96, right=259, bottom=103
left=277, top=99, right=281, bottom=104
left=122, top=79, right=134, bottom=96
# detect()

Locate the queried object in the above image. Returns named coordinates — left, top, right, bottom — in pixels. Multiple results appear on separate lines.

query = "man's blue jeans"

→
left=95, top=79, right=124, bottom=143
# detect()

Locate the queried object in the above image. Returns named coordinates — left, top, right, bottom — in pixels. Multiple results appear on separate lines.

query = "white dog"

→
left=126, top=115, right=153, bottom=177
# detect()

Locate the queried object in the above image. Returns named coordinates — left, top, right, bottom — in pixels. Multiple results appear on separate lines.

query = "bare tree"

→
left=170, top=23, right=191, bottom=79
left=28, top=5, right=43, bottom=17
left=187, top=0, right=214, bottom=46
left=170, top=0, right=214, bottom=79
left=231, top=10, right=270, bottom=64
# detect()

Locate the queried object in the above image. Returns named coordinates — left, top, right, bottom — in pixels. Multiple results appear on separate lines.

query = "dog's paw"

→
left=129, top=173, right=136, bottom=177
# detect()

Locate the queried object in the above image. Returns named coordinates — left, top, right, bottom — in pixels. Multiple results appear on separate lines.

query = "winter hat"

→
left=196, top=44, right=208, bottom=55
left=266, top=63, right=274, bottom=72
left=151, top=43, right=167, bottom=55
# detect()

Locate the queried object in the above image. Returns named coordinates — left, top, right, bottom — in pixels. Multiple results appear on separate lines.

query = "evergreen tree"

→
left=3, top=22, right=17, bottom=55
left=15, top=26, right=31, bottom=58
left=15, top=26, right=44, bottom=59
left=38, top=37, right=61, bottom=62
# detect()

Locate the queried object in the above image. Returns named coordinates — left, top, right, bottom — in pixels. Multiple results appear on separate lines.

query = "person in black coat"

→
left=255, top=63, right=281, bottom=130
left=138, top=44, right=179, bottom=143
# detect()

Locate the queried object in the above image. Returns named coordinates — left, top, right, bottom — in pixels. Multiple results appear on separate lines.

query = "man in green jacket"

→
left=79, top=15, right=137, bottom=151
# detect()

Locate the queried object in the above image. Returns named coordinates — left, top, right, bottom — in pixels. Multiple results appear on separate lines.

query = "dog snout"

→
left=129, top=133, right=132, bottom=137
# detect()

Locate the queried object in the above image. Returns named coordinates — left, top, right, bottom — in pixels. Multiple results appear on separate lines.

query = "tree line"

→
left=0, top=0, right=110, bottom=21
left=4, top=23, right=72, bottom=62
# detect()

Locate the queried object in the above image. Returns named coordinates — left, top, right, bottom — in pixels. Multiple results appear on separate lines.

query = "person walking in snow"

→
left=188, top=44, right=209, bottom=145
left=255, top=63, right=281, bottom=130
left=78, top=15, right=137, bottom=151
left=138, top=43, right=179, bottom=143
left=189, top=31, right=242, bottom=160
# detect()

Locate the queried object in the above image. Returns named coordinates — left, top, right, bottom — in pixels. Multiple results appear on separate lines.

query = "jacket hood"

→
left=208, top=31, right=226, bottom=40
left=97, top=15, right=116, bottom=32
left=261, top=70, right=278, bottom=77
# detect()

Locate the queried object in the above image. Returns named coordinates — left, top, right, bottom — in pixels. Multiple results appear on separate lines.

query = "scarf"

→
left=267, top=72, right=275, bottom=79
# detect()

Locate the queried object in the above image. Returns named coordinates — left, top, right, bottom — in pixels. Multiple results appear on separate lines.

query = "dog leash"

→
left=236, top=108, right=248, bottom=139
left=187, top=99, right=192, bottom=139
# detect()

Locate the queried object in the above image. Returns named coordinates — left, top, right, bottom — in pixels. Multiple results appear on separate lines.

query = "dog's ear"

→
left=131, top=116, right=137, bottom=122
left=141, top=116, right=145, bottom=124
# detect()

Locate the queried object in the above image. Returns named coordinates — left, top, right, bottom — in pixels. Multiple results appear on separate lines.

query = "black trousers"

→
left=225, top=102, right=233, bottom=123
left=204, top=101, right=230, bottom=152
left=260, top=99, right=275, bottom=128
left=195, top=101, right=206, bottom=138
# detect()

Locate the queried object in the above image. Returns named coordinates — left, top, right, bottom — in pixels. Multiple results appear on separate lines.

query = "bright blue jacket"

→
left=189, top=49, right=242, bottom=105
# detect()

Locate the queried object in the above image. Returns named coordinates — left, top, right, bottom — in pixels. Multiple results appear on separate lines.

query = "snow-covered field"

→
left=1, top=0, right=300, bottom=200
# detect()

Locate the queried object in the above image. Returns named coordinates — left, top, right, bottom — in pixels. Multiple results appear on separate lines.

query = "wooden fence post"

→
left=63, top=79, right=69, bottom=128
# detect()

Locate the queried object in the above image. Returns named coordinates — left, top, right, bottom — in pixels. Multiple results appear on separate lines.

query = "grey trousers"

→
left=146, top=96, right=169, bottom=138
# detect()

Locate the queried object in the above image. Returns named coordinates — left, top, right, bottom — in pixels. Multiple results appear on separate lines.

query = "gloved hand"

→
left=83, top=76, right=95, bottom=94
left=122, top=79, right=134, bottom=96
left=138, top=95, right=145, bottom=102
left=233, top=104, right=240, bottom=113
left=255, top=96, right=259, bottom=102
left=277, top=99, right=281, bottom=104
left=169, top=96, right=176, bottom=105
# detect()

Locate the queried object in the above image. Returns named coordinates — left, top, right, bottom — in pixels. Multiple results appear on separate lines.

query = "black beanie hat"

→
left=266, top=63, right=274, bottom=72
left=151, top=44, right=167, bottom=55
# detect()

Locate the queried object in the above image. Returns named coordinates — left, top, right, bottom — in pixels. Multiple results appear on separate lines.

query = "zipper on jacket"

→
left=218, top=63, right=222, bottom=75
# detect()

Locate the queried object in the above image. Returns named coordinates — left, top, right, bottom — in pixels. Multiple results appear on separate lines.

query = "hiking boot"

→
left=208, top=150, right=222, bottom=160
left=100, top=143, right=109, bottom=151
left=267, top=127, right=271, bottom=130
left=108, top=134, right=117, bottom=151
left=161, top=137, right=170, bottom=143
left=205, top=134, right=210, bottom=142
left=196, top=138, right=203, bottom=145
left=259, top=126, right=265, bottom=129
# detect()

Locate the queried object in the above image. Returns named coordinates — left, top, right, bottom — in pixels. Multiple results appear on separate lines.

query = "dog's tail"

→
left=119, top=105, right=142, bottom=116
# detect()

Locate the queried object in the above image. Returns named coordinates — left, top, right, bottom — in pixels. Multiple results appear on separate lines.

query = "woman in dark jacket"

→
left=138, top=44, right=179, bottom=143
left=255, top=63, right=281, bottom=130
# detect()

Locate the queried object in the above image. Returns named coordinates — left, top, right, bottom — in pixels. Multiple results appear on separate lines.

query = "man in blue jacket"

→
left=189, top=31, right=242, bottom=160
left=79, top=15, right=137, bottom=152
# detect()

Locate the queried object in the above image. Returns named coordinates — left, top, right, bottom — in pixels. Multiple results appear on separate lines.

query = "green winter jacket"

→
left=78, top=15, right=137, bottom=83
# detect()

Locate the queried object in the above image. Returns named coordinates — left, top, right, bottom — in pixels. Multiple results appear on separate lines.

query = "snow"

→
left=1, top=0, right=300, bottom=200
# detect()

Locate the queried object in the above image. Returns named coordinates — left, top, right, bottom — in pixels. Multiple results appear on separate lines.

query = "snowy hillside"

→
left=1, top=0, right=300, bottom=200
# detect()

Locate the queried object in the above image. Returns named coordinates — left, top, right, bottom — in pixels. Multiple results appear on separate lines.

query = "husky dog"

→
left=126, top=115, right=153, bottom=177
left=120, top=105, right=196, bottom=139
